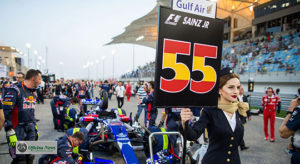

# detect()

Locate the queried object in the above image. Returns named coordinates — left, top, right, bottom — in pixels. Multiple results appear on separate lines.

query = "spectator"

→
left=294, top=48, right=300, bottom=55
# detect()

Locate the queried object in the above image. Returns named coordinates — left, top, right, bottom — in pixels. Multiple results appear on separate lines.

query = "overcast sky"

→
left=0, top=0, right=157, bottom=80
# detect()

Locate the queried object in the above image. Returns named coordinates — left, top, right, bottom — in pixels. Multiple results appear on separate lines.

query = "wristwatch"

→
left=287, top=111, right=293, bottom=115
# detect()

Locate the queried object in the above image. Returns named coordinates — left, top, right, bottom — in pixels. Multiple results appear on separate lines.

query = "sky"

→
left=0, top=0, right=157, bottom=80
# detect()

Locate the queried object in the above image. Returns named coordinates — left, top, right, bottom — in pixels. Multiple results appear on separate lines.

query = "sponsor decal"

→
left=3, top=101, right=13, bottom=105
left=172, top=0, right=216, bottom=18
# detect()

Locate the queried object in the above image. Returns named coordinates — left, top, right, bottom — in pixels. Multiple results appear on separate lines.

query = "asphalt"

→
left=0, top=91, right=291, bottom=164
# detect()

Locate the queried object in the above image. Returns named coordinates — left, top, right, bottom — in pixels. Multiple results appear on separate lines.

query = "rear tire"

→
left=99, top=90, right=108, bottom=110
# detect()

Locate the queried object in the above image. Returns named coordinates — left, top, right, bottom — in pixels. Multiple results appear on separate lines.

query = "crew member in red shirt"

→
left=262, top=87, right=278, bottom=142
left=125, top=81, right=132, bottom=102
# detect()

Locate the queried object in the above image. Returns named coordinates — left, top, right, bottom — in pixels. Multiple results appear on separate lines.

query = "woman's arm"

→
left=180, top=108, right=210, bottom=141
left=0, top=109, right=4, bottom=131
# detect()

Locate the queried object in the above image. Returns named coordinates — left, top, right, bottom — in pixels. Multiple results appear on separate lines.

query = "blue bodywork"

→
left=82, top=158, right=115, bottom=164
left=108, top=119, right=139, bottom=164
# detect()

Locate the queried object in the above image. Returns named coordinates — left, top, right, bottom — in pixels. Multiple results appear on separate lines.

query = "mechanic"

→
left=66, top=128, right=89, bottom=158
left=159, top=107, right=182, bottom=155
left=125, top=81, right=132, bottom=102
left=50, top=95, right=72, bottom=132
left=39, top=131, right=85, bottom=164
left=64, top=106, right=78, bottom=130
left=76, top=80, right=90, bottom=115
left=100, top=80, right=111, bottom=98
left=140, top=81, right=157, bottom=128
left=262, top=87, right=279, bottom=142
left=3, top=69, right=41, bottom=164
left=15, top=72, right=25, bottom=84
left=279, top=98, right=300, bottom=163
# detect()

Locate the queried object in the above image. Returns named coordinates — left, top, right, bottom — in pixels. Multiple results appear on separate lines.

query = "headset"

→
left=265, top=87, right=275, bottom=94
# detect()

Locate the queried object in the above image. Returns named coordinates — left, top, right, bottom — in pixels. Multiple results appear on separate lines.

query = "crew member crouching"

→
left=39, top=132, right=85, bottom=164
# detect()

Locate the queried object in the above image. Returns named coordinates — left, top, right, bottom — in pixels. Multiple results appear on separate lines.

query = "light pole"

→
left=38, top=55, right=42, bottom=70
left=112, top=50, right=116, bottom=80
left=102, top=56, right=105, bottom=81
left=26, top=43, right=31, bottom=68
left=90, top=62, right=94, bottom=80
left=42, top=59, right=46, bottom=72
left=45, top=46, right=48, bottom=73
left=59, top=61, right=63, bottom=78
left=95, top=60, right=99, bottom=80
left=34, top=50, right=38, bottom=69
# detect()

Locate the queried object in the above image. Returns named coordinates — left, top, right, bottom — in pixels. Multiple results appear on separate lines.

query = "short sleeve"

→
left=286, top=108, right=300, bottom=131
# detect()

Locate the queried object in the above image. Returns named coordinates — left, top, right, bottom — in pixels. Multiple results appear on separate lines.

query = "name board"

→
left=154, top=7, right=224, bottom=107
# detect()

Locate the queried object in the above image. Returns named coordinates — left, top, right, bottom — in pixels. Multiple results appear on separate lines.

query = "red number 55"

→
left=160, top=39, right=217, bottom=94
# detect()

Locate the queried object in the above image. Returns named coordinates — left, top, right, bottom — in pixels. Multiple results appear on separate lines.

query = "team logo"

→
left=165, top=14, right=181, bottom=26
left=17, top=142, right=27, bottom=153
left=24, top=96, right=36, bottom=104
left=117, top=133, right=127, bottom=138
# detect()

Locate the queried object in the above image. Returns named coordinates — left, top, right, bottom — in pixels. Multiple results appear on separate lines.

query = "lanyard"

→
left=22, top=82, right=34, bottom=98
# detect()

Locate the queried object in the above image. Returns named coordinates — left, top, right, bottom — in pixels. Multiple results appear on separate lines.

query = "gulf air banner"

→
left=154, top=6, right=224, bottom=107
left=172, top=0, right=217, bottom=18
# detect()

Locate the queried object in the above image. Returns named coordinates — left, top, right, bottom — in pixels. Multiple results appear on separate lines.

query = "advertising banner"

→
left=172, top=0, right=217, bottom=18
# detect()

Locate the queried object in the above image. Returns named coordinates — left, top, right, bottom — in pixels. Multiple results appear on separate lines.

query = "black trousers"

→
left=37, top=89, right=44, bottom=104
left=117, top=97, right=124, bottom=108
left=277, top=101, right=281, bottom=114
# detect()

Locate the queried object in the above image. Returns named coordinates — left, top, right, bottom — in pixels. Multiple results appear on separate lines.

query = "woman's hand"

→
left=180, top=108, right=193, bottom=129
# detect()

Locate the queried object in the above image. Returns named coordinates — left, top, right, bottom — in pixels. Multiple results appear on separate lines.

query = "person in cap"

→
left=180, top=68, right=249, bottom=164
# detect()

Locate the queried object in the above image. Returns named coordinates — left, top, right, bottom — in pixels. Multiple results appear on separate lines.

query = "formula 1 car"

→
left=78, top=111, right=144, bottom=164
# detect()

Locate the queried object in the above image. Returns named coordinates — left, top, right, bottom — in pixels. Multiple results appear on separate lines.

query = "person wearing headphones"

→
left=262, top=87, right=279, bottom=142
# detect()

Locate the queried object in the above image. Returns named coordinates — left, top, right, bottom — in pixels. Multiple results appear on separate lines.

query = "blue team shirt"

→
left=101, top=84, right=111, bottom=94
left=286, top=107, right=300, bottom=131
left=286, top=107, right=300, bottom=162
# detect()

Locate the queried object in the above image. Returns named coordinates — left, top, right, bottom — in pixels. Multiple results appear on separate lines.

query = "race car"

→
left=78, top=111, right=143, bottom=164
